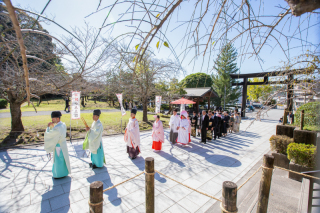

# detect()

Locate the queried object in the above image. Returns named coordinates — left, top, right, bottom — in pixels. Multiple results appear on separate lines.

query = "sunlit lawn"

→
left=0, top=98, right=117, bottom=113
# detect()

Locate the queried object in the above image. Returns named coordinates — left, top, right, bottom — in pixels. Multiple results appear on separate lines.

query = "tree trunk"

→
left=112, top=99, right=114, bottom=106
left=37, top=95, right=42, bottom=106
left=143, top=98, right=148, bottom=122
left=10, top=102, right=24, bottom=133
left=94, top=96, right=96, bottom=104
left=81, top=96, right=85, bottom=107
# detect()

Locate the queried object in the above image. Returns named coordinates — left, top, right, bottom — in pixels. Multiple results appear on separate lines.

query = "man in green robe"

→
left=83, top=109, right=105, bottom=168
left=44, top=111, right=71, bottom=178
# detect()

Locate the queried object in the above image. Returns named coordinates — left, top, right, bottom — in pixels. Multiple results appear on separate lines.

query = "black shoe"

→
left=92, top=164, right=98, bottom=169
left=89, top=163, right=93, bottom=168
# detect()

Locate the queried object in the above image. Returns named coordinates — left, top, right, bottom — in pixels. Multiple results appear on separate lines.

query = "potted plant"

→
left=269, top=135, right=293, bottom=169
left=287, top=143, right=316, bottom=182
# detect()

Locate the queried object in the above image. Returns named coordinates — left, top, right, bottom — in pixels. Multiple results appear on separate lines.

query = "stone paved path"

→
left=0, top=110, right=282, bottom=213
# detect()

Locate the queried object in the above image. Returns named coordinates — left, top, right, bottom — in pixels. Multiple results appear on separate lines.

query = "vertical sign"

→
left=71, top=91, right=81, bottom=120
left=155, top=96, right=162, bottom=113
left=116, top=94, right=126, bottom=116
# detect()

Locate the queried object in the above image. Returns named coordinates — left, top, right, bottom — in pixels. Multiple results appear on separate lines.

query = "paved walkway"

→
left=0, top=110, right=282, bottom=213
left=0, top=109, right=120, bottom=118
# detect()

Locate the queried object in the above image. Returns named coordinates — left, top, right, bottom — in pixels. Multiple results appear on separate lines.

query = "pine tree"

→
left=212, top=43, right=241, bottom=107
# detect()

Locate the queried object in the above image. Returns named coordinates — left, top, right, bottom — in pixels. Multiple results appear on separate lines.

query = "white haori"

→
left=88, top=119, right=104, bottom=154
left=44, top=122, right=71, bottom=174
left=169, top=114, right=180, bottom=133
left=177, top=119, right=189, bottom=145
left=125, top=118, right=141, bottom=149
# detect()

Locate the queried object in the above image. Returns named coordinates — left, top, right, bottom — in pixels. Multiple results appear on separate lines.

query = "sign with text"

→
left=71, top=91, right=81, bottom=120
left=116, top=93, right=126, bottom=116
left=155, top=96, right=162, bottom=114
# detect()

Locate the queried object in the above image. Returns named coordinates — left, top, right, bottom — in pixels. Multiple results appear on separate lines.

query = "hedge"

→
left=0, top=99, right=8, bottom=109
left=269, top=135, right=294, bottom=155
left=287, top=143, right=316, bottom=168
left=294, top=102, right=320, bottom=127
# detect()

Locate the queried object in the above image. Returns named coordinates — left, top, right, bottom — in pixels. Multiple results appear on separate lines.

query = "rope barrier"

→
left=144, top=171, right=155, bottom=175
left=237, top=166, right=262, bottom=190
left=155, top=170, right=222, bottom=202
left=102, top=171, right=144, bottom=192
left=274, top=166, right=320, bottom=180
left=88, top=199, right=104, bottom=206
left=88, top=199, right=104, bottom=213
left=220, top=203, right=238, bottom=213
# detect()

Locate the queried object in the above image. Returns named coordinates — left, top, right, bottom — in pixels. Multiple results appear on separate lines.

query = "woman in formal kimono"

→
left=124, top=109, right=140, bottom=159
left=152, top=115, right=164, bottom=152
left=83, top=110, right=105, bottom=168
left=44, top=111, right=71, bottom=178
left=187, top=111, right=191, bottom=143
left=197, top=112, right=201, bottom=137
left=233, top=112, right=240, bottom=133
left=176, top=111, right=189, bottom=146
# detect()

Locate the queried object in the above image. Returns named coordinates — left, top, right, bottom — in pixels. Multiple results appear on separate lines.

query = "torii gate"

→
left=230, top=69, right=311, bottom=117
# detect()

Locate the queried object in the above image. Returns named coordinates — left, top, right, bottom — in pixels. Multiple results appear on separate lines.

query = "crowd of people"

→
left=169, top=108, right=241, bottom=145
left=43, top=107, right=241, bottom=179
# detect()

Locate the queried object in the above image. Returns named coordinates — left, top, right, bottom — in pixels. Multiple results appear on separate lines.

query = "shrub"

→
left=147, top=106, right=155, bottom=112
left=287, top=143, right=316, bottom=168
left=304, top=125, right=320, bottom=132
left=269, top=135, right=294, bottom=155
left=161, top=104, right=169, bottom=110
left=294, top=102, right=320, bottom=127
left=0, top=99, right=8, bottom=109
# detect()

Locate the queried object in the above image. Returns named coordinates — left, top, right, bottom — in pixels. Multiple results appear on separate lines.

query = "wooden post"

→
left=89, top=181, right=103, bottom=213
left=256, top=154, right=274, bottom=213
left=300, top=110, right=304, bottom=130
left=221, top=181, right=238, bottom=213
left=145, top=157, right=155, bottom=213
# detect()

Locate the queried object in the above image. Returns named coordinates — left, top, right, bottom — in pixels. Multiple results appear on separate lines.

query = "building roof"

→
left=184, top=87, right=218, bottom=98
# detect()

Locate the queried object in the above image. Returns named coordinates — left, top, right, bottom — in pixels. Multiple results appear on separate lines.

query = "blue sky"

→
left=11, top=0, right=320, bottom=80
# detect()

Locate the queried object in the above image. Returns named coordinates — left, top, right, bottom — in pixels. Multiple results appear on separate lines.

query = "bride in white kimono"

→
left=124, top=109, right=141, bottom=159
left=44, top=111, right=71, bottom=178
left=176, top=110, right=189, bottom=146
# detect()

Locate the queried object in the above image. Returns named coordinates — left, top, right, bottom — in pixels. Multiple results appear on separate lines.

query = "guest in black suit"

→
left=213, top=113, right=221, bottom=140
left=200, top=110, right=209, bottom=143
left=191, top=111, right=198, bottom=137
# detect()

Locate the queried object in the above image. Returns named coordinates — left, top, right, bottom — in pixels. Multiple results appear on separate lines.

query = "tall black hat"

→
left=93, top=109, right=101, bottom=116
left=131, top=109, right=137, bottom=115
left=51, top=111, right=62, bottom=118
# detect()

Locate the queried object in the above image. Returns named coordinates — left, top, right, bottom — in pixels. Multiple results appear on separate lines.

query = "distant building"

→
left=293, top=81, right=320, bottom=110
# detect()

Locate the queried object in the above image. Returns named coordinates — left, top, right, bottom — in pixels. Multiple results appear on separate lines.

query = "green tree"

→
left=247, top=78, right=273, bottom=102
left=155, top=78, right=186, bottom=113
left=180, top=73, right=213, bottom=88
left=212, top=43, right=241, bottom=107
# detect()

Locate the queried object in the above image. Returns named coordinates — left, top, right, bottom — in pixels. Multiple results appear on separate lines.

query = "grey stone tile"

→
left=167, top=203, right=191, bottom=213
left=155, top=193, right=176, bottom=213
left=103, top=198, right=129, bottom=213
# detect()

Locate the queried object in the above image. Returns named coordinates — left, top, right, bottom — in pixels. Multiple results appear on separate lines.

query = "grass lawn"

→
left=0, top=98, right=117, bottom=113
left=0, top=112, right=171, bottom=147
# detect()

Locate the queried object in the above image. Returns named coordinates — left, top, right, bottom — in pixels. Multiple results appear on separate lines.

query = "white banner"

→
left=116, top=94, right=126, bottom=116
left=180, top=104, right=185, bottom=113
left=155, top=96, right=162, bottom=114
left=71, top=91, right=81, bottom=120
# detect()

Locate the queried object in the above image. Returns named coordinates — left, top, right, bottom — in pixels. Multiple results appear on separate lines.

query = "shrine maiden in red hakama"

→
left=152, top=115, right=164, bottom=152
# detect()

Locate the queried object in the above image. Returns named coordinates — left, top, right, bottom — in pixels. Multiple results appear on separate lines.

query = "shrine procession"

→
left=3, top=0, right=315, bottom=211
